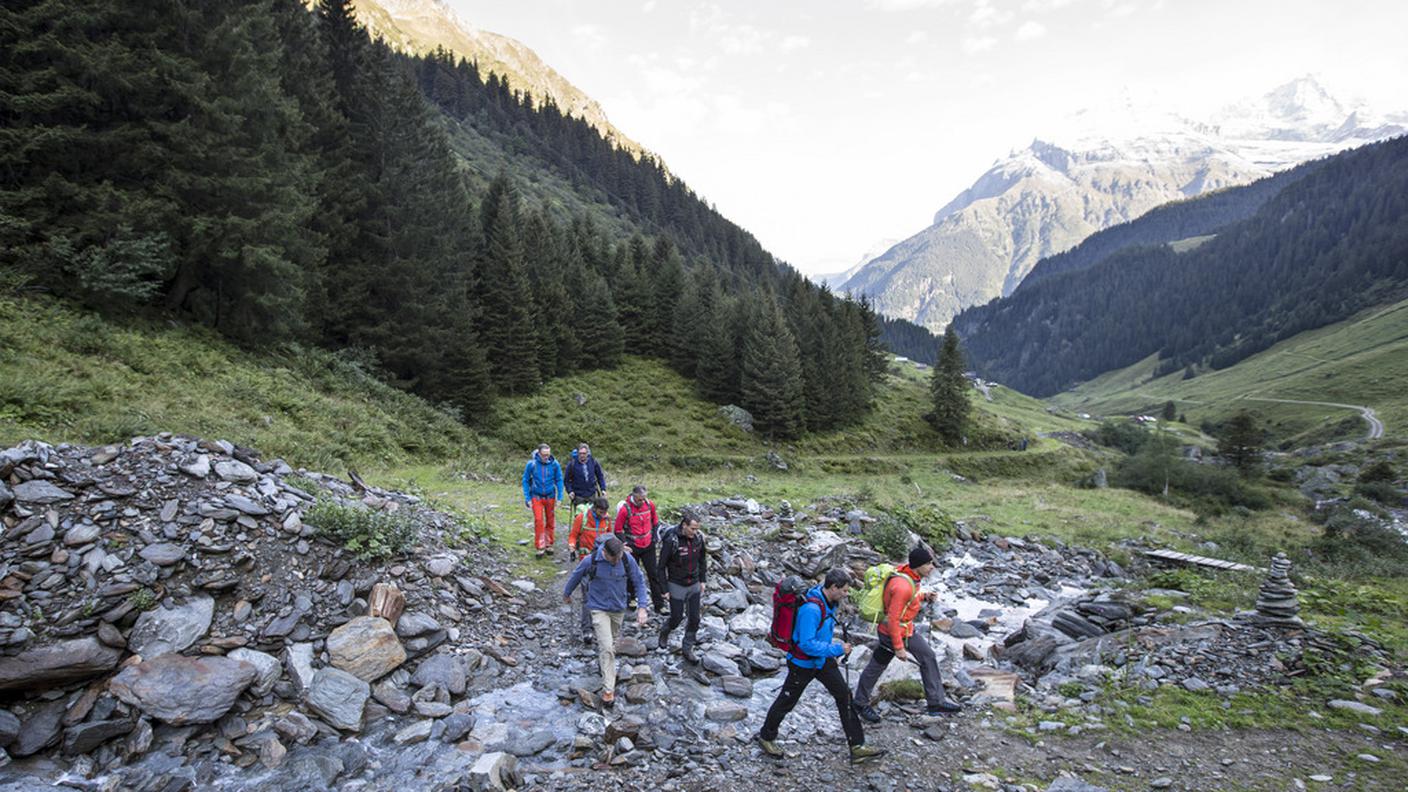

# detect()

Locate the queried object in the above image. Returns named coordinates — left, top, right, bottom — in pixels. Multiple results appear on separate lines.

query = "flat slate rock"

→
left=306, top=667, right=370, bottom=731
left=128, top=596, right=213, bottom=658
left=138, top=542, right=186, bottom=566
left=109, top=654, right=258, bottom=725
left=12, top=480, right=76, bottom=504
left=0, top=637, right=122, bottom=692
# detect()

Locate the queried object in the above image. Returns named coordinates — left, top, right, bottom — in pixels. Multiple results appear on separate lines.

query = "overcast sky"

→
left=447, top=0, right=1408, bottom=275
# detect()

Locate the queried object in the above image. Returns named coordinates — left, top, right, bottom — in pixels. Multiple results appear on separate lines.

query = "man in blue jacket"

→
left=564, top=442, right=607, bottom=516
left=563, top=536, right=649, bottom=708
left=757, top=568, right=886, bottom=765
left=522, top=443, right=564, bottom=558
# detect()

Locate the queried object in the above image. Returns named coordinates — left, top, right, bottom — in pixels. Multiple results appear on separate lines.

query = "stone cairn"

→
left=1253, top=552, right=1303, bottom=627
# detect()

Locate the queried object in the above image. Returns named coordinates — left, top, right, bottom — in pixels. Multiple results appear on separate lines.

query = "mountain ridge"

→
left=843, top=77, right=1408, bottom=332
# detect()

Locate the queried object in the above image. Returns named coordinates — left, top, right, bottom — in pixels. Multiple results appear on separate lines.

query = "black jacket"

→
left=657, top=525, right=707, bottom=587
left=564, top=451, right=607, bottom=500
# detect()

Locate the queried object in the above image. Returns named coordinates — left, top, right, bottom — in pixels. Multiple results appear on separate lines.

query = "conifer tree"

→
left=1218, top=410, right=1263, bottom=477
left=739, top=293, right=807, bottom=438
left=476, top=173, right=540, bottom=393
left=929, top=326, right=971, bottom=445
left=696, top=292, right=742, bottom=405
left=573, top=267, right=625, bottom=368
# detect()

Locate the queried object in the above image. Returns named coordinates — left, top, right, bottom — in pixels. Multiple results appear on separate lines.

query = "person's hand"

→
left=568, top=544, right=577, bottom=554
left=563, top=597, right=571, bottom=606
left=841, top=642, right=853, bottom=655
left=636, top=607, right=648, bottom=627
left=895, top=649, right=914, bottom=664
left=524, top=500, right=531, bottom=509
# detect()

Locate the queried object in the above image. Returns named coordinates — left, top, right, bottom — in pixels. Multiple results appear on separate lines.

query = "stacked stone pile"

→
left=1253, top=552, right=1304, bottom=627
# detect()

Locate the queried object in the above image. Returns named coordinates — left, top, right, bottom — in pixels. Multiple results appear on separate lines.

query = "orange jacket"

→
left=878, top=565, right=925, bottom=651
left=569, top=509, right=612, bottom=555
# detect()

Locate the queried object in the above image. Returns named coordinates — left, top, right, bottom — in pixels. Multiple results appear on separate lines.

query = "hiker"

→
left=851, top=545, right=962, bottom=721
left=756, top=568, right=886, bottom=765
left=567, top=497, right=613, bottom=643
left=522, top=443, right=564, bottom=558
left=656, top=510, right=707, bottom=663
left=562, top=536, right=649, bottom=708
left=564, top=442, right=607, bottom=515
left=615, top=485, right=666, bottom=614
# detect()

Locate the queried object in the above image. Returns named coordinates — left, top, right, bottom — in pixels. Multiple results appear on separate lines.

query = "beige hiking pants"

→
left=590, top=609, right=625, bottom=692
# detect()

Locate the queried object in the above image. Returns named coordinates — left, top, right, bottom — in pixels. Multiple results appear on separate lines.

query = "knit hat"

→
left=908, top=544, right=934, bottom=568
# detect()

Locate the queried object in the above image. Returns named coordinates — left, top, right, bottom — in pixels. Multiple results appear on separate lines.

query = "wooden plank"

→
left=1142, top=549, right=1263, bottom=574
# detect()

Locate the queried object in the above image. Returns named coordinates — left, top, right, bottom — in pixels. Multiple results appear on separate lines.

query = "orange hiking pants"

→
left=532, top=497, right=556, bottom=550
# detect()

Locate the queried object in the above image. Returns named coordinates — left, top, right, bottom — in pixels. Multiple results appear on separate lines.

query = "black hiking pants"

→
left=760, top=658, right=865, bottom=747
left=628, top=542, right=665, bottom=612
left=661, top=581, right=701, bottom=650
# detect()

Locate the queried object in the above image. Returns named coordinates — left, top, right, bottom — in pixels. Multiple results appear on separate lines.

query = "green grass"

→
left=1051, top=298, right=1408, bottom=445
left=0, top=294, right=478, bottom=469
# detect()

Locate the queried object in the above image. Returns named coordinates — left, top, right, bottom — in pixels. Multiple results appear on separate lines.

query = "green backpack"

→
left=852, top=563, right=920, bottom=625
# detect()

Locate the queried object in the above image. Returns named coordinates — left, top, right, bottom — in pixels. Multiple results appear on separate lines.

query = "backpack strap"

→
left=790, top=595, right=829, bottom=658
left=881, top=573, right=922, bottom=627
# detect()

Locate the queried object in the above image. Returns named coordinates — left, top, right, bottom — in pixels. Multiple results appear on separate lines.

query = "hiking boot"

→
left=580, top=629, right=594, bottom=645
left=601, top=691, right=615, bottom=709
left=681, top=645, right=700, bottom=665
left=849, top=745, right=887, bottom=765
left=927, top=699, right=962, bottom=715
left=657, top=625, right=671, bottom=650
left=852, top=703, right=881, bottom=724
left=755, top=733, right=783, bottom=758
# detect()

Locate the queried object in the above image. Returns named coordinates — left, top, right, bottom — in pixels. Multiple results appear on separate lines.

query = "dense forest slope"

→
left=953, top=136, right=1408, bottom=397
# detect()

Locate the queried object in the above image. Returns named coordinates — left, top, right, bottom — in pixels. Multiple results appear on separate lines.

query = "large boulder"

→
left=127, top=596, right=214, bottom=658
left=718, top=405, right=754, bottom=433
left=467, top=752, right=520, bottom=792
left=728, top=604, right=772, bottom=637
left=326, top=616, right=405, bottom=681
left=305, top=667, right=370, bottom=731
left=109, top=654, right=258, bottom=725
left=12, top=480, right=75, bottom=504
left=0, top=637, right=122, bottom=692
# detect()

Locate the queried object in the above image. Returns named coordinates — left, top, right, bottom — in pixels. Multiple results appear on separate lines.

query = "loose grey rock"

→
left=109, top=654, right=257, bottom=725
left=12, top=480, right=75, bottom=504
left=411, top=654, right=466, bottom=696
left=305, top=667, right=369, bottom=731
left=127, top=596, right=213, bottom=658
left=704, top=702, right=748, bottom=722
left=273, top=711, right=318, bottom=745
left=285, top=643, right=316, bottom=694
left=214, top=459, right=258, bottom=483
left=138, top=542, right=186, bottom=566
left=0, top=637, right=122, bottom=692
left=1327, top=699, right=1383, bottom=717
left=0, top=709, right=19, bottom=748
left=62, top=718, right=133, bottom=756
left=180, top=455, right=211, bottom=478
left=467, top=751, right=519, bottom=792
left=394, top=719, right=433, bottom=745
left=62, top=523, right=101, bottom=547
left=11, top=700, right=65, bottom=757
left=228, top=648, right=281, bottom=697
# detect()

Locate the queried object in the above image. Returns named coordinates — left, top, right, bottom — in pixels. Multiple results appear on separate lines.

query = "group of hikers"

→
left=523, top=441, right=962, bottom=766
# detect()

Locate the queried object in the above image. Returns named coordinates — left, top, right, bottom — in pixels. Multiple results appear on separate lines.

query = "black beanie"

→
left=909, top=544, right=933, bottom=568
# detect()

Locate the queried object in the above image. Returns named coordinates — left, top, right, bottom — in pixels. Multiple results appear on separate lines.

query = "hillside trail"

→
left=1241, top=396, right=1384, bottom=440
left=484, top=531, right=1400, bottom=792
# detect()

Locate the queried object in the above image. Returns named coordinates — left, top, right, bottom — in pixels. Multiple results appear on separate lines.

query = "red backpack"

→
left=768, top=576, right=825, bottom=660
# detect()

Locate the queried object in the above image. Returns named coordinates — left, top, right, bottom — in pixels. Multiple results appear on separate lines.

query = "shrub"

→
left=1359, top=460, right=1397, bottom=483
left=1084, top=421, right=1150, bottom=455
left=306, top=498, right=420, bottom=560
left=864, top=515, right=911, bottom=559
left=1310, top=504, right=1408, bottom=578
left=1113, top=436, right=1269, bottom=513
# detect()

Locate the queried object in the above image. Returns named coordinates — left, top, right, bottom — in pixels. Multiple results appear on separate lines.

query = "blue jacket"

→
left=522, top=455, right=564, bottom=502
left=564, top=450, right=607, bottom=500
left=789, top=584, right=846, bottom=669
left=563, top=545, right=648, bottom=612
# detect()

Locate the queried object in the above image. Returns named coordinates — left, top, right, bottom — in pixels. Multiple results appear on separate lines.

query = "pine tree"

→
left=476, top=173, right=540, bottom=393
left=573, top=266, right=624, bottom=368
left=739, top=293, right=807, bottom=439
left=929, top=326, right=971, bottom=445
left=696, top=293, right=741, bottom=405
left=1218, top=410, right=1263, bottom=477
left=857, top=294, right=890, bottom=382
left=1161, top=400, right=1178, bottom=421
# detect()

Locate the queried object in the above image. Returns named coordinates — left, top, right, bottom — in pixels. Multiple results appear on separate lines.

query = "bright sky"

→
left=448, top=0, right=1408, bottom=276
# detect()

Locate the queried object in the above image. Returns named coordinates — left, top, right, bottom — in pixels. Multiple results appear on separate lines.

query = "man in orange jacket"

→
left=851, top=545, right=962, bottom=720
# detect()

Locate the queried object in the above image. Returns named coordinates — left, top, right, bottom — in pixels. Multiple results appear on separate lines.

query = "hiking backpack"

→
left=768, top=576, right=825, bottom=659
left=852, top=563, right=920, bottom=625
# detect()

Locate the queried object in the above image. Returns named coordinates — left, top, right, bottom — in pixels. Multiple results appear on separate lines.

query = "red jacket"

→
left=615, top=497, right=658, bottom=549
left=570, top=509, right=612, bottom=556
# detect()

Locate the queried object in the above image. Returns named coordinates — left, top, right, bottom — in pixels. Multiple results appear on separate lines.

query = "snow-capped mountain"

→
left=842, top=77, right=1408, bottom=332
left=816, top=238, right=898, bottom=289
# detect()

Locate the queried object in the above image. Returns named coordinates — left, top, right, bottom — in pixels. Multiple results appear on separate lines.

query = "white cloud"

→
left=1015, top=20, right=1047, bottom=39
left=962, top=35, right=997, bottom=53
left=641, top=0, right=656, bottom=11
left=969, top=0, right=1014, bottom=28
left=865, top=0, right=957, bottom=9
left=780, top=34, right=812, bottom=51
left=905, top=30, right=930, bottom=44
left=571, top=24, right=607, bottom=51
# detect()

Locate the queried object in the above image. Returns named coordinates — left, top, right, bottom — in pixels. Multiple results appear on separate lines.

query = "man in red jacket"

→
left=615, top=485, right=665, bottom=614
left=851, top=545, right=962, bottom=720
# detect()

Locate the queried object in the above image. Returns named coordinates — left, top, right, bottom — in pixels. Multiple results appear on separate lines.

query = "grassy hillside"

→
left=0, top=295, right=478, bottom=469
left=1052, top=298, right=1408, bottom=445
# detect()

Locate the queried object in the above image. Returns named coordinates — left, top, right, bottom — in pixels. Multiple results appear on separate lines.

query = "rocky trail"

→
left=0, top=436, right=1402, bottom=791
